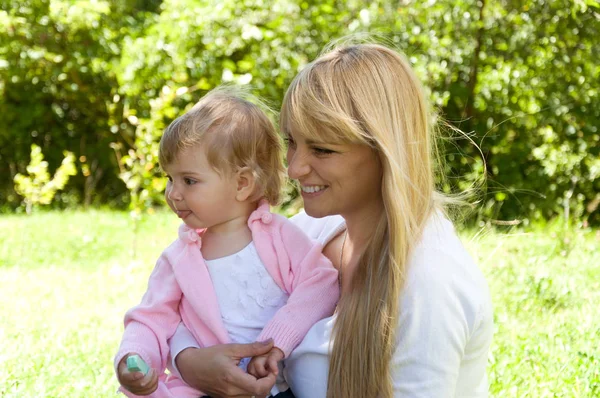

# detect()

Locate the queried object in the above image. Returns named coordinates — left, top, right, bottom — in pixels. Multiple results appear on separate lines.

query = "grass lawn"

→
left=0, top=210, right=598, bottom=397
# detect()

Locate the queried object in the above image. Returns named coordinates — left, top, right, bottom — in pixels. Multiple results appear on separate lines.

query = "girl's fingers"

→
left=126, top=371, right=146, bottom=381
left=266, top=355, right=279, bottom=375
left=248, top=359, right=268, bottom=378
left=126, top=369, right=158, bottom=395
left=247, top=362, right=257, bottom=377
left=258, top=364, right=270, bottom=378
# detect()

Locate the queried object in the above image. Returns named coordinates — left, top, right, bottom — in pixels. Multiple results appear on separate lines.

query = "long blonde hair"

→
left=281, top=43, right=444, bottom=397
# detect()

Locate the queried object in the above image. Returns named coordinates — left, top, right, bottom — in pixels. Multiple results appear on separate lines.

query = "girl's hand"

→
left=247, top=347, right=285, bottom=379
left=176, top=341, right=277, bottom=398
left=117, top=354, right=159, bottom=395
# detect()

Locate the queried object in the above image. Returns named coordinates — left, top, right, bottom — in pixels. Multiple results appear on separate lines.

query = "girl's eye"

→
left=166, top=175, right=173, bottom=182
left=184, top=177, right=197, bottom=185
left=284, top=137, right=296, bottom=148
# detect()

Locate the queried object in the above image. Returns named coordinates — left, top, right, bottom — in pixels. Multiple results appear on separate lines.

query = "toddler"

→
left=114, top=88, right=339, bottom=397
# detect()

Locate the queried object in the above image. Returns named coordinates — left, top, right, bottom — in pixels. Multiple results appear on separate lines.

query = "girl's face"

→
left=286, top=132, right=383, bottom=219
left=163, top=145, right=241, bottom=231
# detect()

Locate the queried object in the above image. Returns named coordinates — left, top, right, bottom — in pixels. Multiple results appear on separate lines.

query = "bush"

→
left=1, top=0, right=599, bottom=224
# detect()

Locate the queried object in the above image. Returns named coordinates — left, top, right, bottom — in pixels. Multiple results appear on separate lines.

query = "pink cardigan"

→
left=114, top=201, right=339, bottom=397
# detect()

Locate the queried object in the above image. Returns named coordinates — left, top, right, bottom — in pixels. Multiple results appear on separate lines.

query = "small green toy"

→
left=126, top=354, right=150, bottom=375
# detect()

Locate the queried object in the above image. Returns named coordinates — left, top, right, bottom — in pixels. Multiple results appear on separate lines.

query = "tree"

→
left=2, top=0, right=598, bottom=224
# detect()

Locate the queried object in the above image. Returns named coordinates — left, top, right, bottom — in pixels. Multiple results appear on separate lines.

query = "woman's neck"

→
left=340, top=198, right=385, bottom=279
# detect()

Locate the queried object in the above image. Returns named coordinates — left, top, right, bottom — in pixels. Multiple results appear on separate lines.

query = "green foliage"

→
left=372, top=0, right=600, bottom=225
left=0, top=0, right=156, bottom=208
left=1, top=0, right=599, bottom=224
left=13, top=144, right=76, bottom=213
left=111, top=87, right=174, bottom=215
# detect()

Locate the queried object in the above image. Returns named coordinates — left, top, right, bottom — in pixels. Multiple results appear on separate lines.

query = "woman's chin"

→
left=303, top=204, right=333, bottom=219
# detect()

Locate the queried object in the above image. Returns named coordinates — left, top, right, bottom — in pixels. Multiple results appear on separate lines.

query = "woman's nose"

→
left=287, top=148, right=311, bottom=180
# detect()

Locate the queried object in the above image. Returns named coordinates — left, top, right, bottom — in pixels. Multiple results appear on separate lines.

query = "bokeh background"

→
left=1, top=0, right=598, bottom=397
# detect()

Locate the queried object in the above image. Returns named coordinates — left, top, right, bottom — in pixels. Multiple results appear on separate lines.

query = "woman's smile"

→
left=300, top=184, right=328, bottom=198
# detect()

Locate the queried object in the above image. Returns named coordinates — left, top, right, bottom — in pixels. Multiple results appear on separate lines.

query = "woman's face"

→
left=286, top=132, right=383, bottom=218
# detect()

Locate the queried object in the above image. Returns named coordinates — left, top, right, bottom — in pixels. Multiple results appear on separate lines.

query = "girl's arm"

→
left=115, top=255, right=183, bottom=383
left=169, top=322, right=201, bottom=377
left=256, top=219, right=339, bottom=357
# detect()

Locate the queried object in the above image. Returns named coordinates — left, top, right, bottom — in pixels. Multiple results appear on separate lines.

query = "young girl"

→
left=114, top=88, right=339, bottom=398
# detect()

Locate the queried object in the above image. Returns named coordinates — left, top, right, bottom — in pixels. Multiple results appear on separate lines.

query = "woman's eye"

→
left=184, top=177, right=197, bottom=185
left=312, top=147, right=335, bottom=155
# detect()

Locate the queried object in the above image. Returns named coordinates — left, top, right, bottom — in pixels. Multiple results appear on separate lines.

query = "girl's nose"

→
left=167, top=182, right=182, bottom=201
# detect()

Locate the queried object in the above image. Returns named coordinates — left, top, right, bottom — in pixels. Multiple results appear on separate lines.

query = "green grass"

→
left=0, top=210, right=598, bottom=397
left=465, top=224, right=600, bottom=397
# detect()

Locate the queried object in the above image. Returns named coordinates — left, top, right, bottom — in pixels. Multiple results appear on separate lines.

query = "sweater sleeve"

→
left=257, top=219, right=340, bottom=357
left=114, top=254, right=183, bottom=378
left=390, top=247, right=493, bottom=397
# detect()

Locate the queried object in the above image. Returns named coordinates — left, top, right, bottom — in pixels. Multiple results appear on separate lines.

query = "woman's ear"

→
left=235, top=166, right=256, bottom=202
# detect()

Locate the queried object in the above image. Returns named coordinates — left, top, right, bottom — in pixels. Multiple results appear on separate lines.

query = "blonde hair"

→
left=281, top=43, right=445, bottom=397
left=159, top=87, right=285, bottom=204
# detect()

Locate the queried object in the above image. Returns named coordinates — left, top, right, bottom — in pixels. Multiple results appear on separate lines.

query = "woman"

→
left=169, top=42, right=493, bottom=397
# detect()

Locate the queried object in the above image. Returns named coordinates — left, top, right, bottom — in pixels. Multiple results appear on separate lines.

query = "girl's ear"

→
left=235, top=166, right=256, bottom=202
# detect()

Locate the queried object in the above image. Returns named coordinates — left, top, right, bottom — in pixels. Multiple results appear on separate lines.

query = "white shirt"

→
left=177, top=242, right=289, bottom=395
left=170, top=211, right=493, bottom=397
left=283, top=211, right=493, bottom=397
left=204, top=242, right=288, bottom=354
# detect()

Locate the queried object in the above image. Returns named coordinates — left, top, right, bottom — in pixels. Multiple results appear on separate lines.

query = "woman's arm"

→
left=391, top=248, right=493, bottom=396
left=169, top=324, right=277, bottom=397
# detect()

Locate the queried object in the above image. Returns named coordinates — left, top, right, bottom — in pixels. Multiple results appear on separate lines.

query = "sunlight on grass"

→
left=0, top=210, right=180, bottom=397
left=464, top=224, right=600, bottom=397
left=0, top=211, right=598, bottom=397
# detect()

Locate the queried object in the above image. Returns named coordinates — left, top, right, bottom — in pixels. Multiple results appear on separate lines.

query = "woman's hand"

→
left=176, top=340, right=277, bottom=398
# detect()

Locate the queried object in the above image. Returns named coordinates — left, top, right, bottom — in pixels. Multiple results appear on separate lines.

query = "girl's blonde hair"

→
left=159, top=87, right=285, bottom=204
left=281, top=42, right=445, bottom=397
